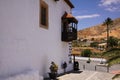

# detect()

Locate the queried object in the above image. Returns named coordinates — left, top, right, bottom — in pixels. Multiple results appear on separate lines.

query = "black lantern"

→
left=61, top=12, right=78, bottom=42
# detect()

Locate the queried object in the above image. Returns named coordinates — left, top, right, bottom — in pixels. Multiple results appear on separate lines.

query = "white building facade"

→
left=0, top=0, right=77, bottom=78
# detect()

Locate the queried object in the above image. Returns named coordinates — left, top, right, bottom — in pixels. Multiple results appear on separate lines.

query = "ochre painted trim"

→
left=39, top=0, right=49, bottom=29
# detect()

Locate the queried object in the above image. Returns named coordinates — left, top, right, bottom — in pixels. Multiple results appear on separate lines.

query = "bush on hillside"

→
left=81, top=49, right=92, bottom=57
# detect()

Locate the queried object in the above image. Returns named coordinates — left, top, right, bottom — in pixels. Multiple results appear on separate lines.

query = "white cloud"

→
left=99, top=0, right=120, bottom=6
left=99, top=0, right=120, bottom=12
left=105, top=6, right=118, bottom=11
left=75, top=14, right=100, bottom=19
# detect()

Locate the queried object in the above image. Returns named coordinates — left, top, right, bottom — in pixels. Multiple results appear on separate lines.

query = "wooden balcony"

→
left=61, top=12, right=78, bottom=42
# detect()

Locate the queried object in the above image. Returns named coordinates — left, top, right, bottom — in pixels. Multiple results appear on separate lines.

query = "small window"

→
left=40, top=0, right=48, bottom=29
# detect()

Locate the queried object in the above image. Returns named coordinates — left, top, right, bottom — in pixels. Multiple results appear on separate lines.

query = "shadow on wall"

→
left=0, top=70, right=43, bottom=80
left=41, top=54, right=49, bottom=77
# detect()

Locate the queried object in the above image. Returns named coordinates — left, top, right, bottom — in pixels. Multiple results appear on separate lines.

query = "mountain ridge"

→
left=78, top=18, right=120, bottom=40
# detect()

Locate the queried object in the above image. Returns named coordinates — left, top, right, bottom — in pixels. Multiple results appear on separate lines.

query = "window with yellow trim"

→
left=40, top=0, right=48, bottom=29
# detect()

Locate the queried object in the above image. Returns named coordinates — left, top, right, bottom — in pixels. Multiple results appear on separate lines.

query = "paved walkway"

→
left=57, top=58, right=120, bottom=80
left=76, top=58, right=120, bottom=73
left=58, top=70, right=120, bottom=80
left=45, top=58, right=120, bottom=80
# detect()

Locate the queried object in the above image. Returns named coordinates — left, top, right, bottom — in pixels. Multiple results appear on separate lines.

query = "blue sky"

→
left=70, top=0, right=120, bottom=30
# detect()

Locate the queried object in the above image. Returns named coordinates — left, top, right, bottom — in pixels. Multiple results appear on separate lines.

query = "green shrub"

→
left=81, top=49, right=92, bottom=57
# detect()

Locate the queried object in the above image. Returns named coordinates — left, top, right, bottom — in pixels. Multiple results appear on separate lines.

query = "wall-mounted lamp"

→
left=54, top=0, right=59, bottom=1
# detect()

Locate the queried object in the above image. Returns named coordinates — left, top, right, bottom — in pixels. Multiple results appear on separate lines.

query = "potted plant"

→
left=62, top=61, right=67, bottom=73
left=49, top=62, right=58, bottom=79
left=87, top=58, right=91, bottom=63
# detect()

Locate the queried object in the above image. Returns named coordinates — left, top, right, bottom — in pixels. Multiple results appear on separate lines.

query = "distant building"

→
left=98, top=43, right=107, bottom=50
left=0, top=0, right=77, bottom=78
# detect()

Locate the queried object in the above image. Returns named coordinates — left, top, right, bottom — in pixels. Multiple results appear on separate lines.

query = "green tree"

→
left=108, top=36, right=118, bottom=48
left=81, top=49, right=92, bottom=57
left=103, top=17, right=113, bottom=49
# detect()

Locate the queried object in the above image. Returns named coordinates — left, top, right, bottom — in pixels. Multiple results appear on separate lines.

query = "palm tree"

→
left=103, top=17, right=113, bottom=50
left=108, top=36, right=118, bottom=48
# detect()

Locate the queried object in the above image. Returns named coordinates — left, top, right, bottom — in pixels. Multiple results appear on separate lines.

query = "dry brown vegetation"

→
left=78, top=18, right=120, bottom=40
left=72, top=47, right=102, bottom=56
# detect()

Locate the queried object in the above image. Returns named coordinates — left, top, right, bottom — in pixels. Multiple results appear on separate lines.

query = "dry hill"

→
left=78, top=18, right=120, bottom=40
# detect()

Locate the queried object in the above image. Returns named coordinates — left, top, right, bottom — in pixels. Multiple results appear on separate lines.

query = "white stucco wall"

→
left=0, top=70, right=43, bottom=80
left=0, top=0, right=73, bottom=78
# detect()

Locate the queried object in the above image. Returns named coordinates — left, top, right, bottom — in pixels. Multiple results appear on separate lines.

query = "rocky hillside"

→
left=78, top=18, right=120, bottom=40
